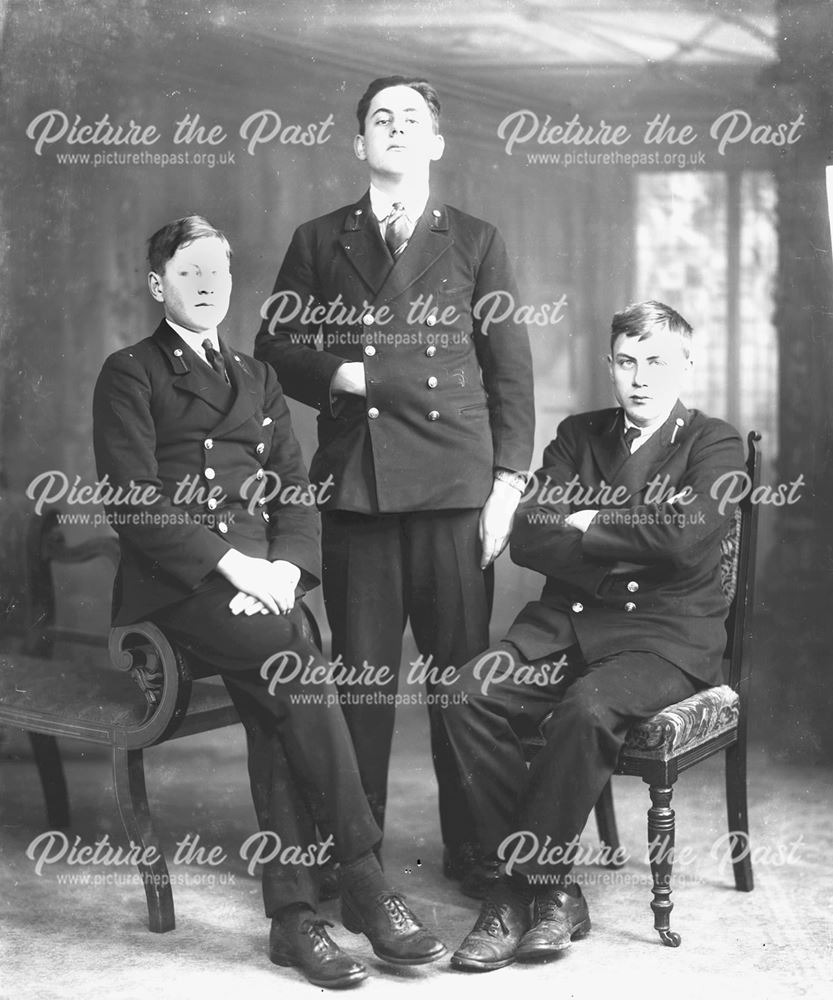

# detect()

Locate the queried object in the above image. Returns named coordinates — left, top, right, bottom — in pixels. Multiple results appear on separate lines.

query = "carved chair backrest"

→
left=720, top=432, right=762, bottom=695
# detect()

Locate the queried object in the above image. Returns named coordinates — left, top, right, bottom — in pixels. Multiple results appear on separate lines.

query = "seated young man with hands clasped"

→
left=92, top=215, right=446, bottom=990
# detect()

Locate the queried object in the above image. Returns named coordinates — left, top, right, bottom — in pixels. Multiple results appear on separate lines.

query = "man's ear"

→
left=147, top=271, right=164, bottom=302
left=429, top=132, right=445, bottom=162
left=606, top=354, right=614, bottom=381
left=354, top=134, right=366, bottom=161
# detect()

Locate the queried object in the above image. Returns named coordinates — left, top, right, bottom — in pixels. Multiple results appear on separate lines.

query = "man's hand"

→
left=479, top=478, right=523, bottom=569
left=565, top=509, right=598, bottom=534
left=228, top=592, right=271, bottom=616
left=331, top=362, right=367, bottom=397
left=216, top=551, right=301, bottom=615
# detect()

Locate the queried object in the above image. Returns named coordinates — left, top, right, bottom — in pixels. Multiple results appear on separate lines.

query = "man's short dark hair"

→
left=147, top=215, right=231, bottom=274
left=355, top=76, right=441, bottom=135
left=610, top=300, right=693, bottom=358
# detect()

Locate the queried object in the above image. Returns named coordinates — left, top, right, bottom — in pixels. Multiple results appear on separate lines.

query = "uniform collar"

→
left=342, top=191, right=449, bottom=235
left=165, top=318, right=218, bottom=364
left=623, top=407, right=672, bottom=453
left=151, top=320, right=260, bottom=435
left=590, top=401, right=691, bottom=489
left=339, top=192, right=451, bottom=299
left=369, top=182, right=429, bottom=226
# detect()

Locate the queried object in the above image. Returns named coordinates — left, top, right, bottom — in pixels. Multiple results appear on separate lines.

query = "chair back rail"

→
left=726, top=431, right=762, bottom=695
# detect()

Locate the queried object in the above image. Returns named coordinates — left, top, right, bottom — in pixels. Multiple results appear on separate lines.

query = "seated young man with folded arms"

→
left=441, top=300, right=745, bottom=970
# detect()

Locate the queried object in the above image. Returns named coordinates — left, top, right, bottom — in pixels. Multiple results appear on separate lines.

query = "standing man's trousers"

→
left=322, top=508, right=492, bottom=850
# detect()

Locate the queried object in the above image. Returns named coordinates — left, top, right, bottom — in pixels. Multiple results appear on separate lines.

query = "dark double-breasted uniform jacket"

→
left=507, top=401, right=745, bottom=686
left=254, top=191, right=535, bottom=512
left=93, top=320, right=320, bottom=625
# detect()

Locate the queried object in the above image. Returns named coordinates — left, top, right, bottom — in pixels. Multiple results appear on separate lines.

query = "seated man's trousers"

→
left=441, top=640, right=698, bottom=881
left=150, top=576, right=381, bottom=915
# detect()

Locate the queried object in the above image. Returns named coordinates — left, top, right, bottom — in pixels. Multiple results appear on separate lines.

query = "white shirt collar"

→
left=166, top=319, right=218, bottom=364
left=369, top=183, right=429, bottom=230
left=624, top=408, right=672, bottom=453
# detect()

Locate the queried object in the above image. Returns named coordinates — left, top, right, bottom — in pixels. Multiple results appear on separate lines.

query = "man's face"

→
left=148, top=236, right=232, bottom=332
left=354, top=85, right=444, bottom=179
left=608, top=322, right=692, bottom=427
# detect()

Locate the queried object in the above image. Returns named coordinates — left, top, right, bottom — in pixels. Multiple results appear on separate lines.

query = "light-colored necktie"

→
left=384, top=202, right=412, bottom=258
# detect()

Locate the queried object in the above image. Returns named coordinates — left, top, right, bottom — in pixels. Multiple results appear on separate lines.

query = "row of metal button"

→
left=571, top=580, right=640, bottom=615
left=364, top=344, right=438, bottom=358
left=203, top=437, right=266, bottom=482
left=368, top=408, right=440, bottom=421
left=203, top=439, right=265, bottom=455
left=362, top=313, right=441, bottom=327
left=201, top=429, right=271, bottom=528
left=571, top=597, right=639, bottom=614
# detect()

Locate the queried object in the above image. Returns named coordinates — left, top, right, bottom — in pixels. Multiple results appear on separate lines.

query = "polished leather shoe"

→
left=269, top=916, right=367, bottom=988
left=443, top=843, right=503, bottom=900
left=341, top=888, right=447, bottom=965
left=450, top=883, right=532, bottom=971
left=515, top=886, right=591, bottom=961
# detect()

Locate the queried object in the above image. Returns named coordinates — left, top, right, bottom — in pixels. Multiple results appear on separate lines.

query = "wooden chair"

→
left=0, top=502, right=319, bottom=933
left=527, top=430, right=761, bottom=947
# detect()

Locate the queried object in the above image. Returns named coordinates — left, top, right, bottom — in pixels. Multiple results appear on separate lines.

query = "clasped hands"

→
left=216, top=550, right=301, bottom=616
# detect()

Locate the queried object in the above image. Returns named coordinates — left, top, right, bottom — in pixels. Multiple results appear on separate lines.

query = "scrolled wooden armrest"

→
left=108, top=621, right=194, bottom=747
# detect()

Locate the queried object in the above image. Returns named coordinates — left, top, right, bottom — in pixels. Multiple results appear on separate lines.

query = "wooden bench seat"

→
left=0, top=504, right=246, bottom=931
left=0, top=652, right=236, bottom=744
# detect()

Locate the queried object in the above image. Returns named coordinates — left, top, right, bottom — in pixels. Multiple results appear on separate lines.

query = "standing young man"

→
left=255, top=76, right=535, bottom=892
left=93, top=216, right=446, bottom=989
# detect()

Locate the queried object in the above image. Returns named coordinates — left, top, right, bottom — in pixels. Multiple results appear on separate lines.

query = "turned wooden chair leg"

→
left=724, top=742, right=754, bottom=892
left=112, top=747, right=175, bottom=933
left=28, top=732, right=70, bottom=828
left=646, top=783, right=681, bottom=947
left=593, top=779, right=625, bottom=868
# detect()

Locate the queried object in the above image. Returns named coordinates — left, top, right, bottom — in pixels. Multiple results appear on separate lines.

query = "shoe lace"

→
left=473, top=900, right=510, bottom=938
left=535, top=891, right=566, bottom=922
left=299, top=918, right=336, bottom=955
left=378, top=892, right=419, bottom=932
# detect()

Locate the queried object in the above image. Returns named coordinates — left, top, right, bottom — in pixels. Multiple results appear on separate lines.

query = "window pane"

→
left=635, top=171, right=728, bottom=415
left=739, top=171, right=778, bottom=455
left=635, top=169, right=778, bottom=464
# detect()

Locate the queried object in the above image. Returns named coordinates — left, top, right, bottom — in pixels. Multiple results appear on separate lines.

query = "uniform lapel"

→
left=374, top=201, right=452, bottom=305
left=607, top=400, right=692, bottom=502
left=588, top=409, right=627, bottom=486
left=336, top=194, right=453, bottom=306
left=210, top=342, right=260, bottom=438
left=153, top=321, right=231, bottom=415
left=337, top=192, right=391, bottom=297
left=153, top=321, right=258, bottom=434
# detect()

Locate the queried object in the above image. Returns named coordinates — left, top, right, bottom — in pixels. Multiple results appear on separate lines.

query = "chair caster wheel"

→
left=659, top=930, right=681, bottom=947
